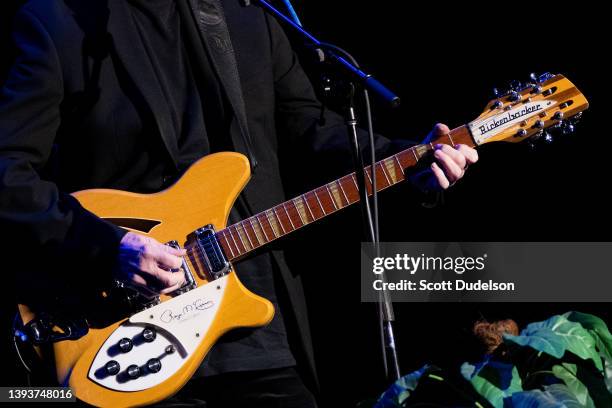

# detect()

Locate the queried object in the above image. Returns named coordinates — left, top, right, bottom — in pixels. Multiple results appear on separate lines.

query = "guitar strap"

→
left=177, top=0, right=258, bottom=170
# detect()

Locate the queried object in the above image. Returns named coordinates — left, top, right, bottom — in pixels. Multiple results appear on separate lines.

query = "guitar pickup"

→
left=194, top=225, right=231, bottom=280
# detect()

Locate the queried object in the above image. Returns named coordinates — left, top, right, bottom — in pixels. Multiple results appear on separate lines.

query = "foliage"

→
left=372, top=312, right=612, bottom=407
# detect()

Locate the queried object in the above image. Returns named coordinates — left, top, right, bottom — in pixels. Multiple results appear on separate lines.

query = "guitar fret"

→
left=230, top=225, right=245, bottom=254
left=281, top=203, right=295, bottom=230
left=236, top=223, right=252, bottom=251
left=265, top=210, right=280, bottom=238
left=384, top=158, right=400, bottom=184
left=394, top=154, right=403, bottom=169
left=341, top=176, right=357, bottom=203
left=325, top=184, right=338, bottom=210
left=351, top=174, right=359, bottom=190
left=411, top=147, right=419, bottom=161
left=302, top=194, right=315, bottom=221
left=255, top=215, right=269, bottom=242
left=379, top=162, right=391, bottom=186
left=336, top=180, right=350, bottom=205
left=330, top=182, right=347, bottom=208
left=243, top=222, right=255, bottom=249
left=272, top=208, right=287, bottom=234
left=293, top=198, right=307, bottom=225
left=220, top=231, right=236, bottom=258
left=313, top=190, right=326, bottom=215
left=365, top=168, right=373, bottom=185
left=248, top=218, right=263, bottom=246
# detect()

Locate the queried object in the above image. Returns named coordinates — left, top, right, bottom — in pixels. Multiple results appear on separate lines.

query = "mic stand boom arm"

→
left=243, top=0, right=400, bottom=109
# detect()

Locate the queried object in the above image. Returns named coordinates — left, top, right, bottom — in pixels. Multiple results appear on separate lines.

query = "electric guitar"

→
left=16, top=73, right=588, bottom=407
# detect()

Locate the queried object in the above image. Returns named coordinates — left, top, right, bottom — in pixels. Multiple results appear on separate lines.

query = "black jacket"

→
left=0, top=0, right=405, bottom=386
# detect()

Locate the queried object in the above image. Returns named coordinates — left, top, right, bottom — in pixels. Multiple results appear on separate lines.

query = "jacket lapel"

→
left=107, top=0, right=179, bottom=167
left=186, top=0, right=258, bottom=169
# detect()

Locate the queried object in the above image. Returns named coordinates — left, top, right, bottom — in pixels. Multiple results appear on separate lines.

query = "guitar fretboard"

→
left=216, top=126, right=474, bottom=261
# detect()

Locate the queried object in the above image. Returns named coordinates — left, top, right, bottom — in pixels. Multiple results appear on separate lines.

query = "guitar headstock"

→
left=468, top=73, right=589, bottom=146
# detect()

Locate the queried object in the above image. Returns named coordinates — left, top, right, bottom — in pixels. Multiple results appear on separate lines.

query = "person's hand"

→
left=412, top=123, right=479, bottom=190
left=117, top=232, right=187, bottom=296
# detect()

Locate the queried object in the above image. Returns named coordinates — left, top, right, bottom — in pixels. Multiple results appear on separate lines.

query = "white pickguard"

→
left=88, top=275, right=228, bottom=392
left=469, top=100, right=556, bottom=144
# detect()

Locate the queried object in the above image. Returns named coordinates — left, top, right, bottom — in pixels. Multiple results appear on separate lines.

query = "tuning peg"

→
left=538, top=72, right=554, bottom=83
left=529, top=72, right=538, bottom=83
left=531, top=84, right=542, bottom=94
left=508, top=90, right=521, bottom=102
left=510, top=80, right=522, bottom=91
left=515, top=128, right=528, bottom=137
left=552, top=111, right=564, bottom=121
left=493, top=87, right=501, bottom=98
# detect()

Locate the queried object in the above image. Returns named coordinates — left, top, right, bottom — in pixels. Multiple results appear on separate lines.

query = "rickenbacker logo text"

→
left=479, top=103, right=543, bottom=135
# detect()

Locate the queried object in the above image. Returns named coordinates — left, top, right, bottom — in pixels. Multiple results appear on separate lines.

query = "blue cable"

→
left=280, top=0, right=302, bottom=26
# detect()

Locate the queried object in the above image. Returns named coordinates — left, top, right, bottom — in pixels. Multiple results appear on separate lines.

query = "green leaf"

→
left=565, top=312, right=612, bottom=361
left=503, top=314, right=603, bottom=371
left=462, top=357, right=523, bottom=408
left=552, top=363, right=595, bottom=408
left=506, top=384, right=583, bottom=408
left=375, top=365, right=435, bottom=407
left=604, top=357, right=612, bottom=394
left=564, top=311, right=612, bottom=393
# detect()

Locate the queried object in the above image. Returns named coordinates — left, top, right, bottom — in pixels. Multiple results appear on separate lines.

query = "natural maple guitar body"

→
left=40, top=152, right=273, bottom=407
left=16, top=73, right=589, bottom=407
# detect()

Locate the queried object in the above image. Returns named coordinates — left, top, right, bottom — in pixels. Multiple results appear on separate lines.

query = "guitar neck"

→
left=217, top=125, right=475, bottom=261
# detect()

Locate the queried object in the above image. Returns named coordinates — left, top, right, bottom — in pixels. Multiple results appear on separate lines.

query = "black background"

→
left=1, top=1, right=610, bottom=406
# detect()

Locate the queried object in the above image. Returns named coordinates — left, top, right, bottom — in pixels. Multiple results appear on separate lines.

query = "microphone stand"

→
left=243, top=0, right=402, bottom=381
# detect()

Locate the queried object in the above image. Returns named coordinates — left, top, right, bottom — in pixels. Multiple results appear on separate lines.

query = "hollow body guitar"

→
left=17, top=74, right=588, bottom=406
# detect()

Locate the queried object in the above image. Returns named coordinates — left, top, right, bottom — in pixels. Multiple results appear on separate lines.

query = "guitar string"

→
left=177, top=151, right=419, bottom=262
left=181, top=180, right=373, bottom=265
left=138, top=142, right=462, bottom=291
left=148, top=146, right=425, bottom=272
left=187, top=163, right=403, bottom=259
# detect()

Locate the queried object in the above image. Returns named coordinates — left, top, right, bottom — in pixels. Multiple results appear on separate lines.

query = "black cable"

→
left=249, top=0, right=400, bottom=380
left=317, top=42, right=379, bottom=246
left=317, top=42, right=396, bottom=378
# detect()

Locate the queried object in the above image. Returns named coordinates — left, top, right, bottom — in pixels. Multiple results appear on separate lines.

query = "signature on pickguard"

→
left=160, top=298, right=215, bottom=323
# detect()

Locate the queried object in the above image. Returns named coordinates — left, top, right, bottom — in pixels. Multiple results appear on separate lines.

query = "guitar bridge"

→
left=165, top=240, right=197, bottom=295
left=194, top=225, right=231, bottom=280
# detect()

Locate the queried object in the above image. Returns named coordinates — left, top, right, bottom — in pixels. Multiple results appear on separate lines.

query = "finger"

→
left=432, top=123, right=450, bottom=136
left=431, top=163, right=450, bottom=189
left=162, top=244, right=187, bottom=257
left=153, top=267, right=186, bottom=288
left=434, top=150, right=464, bottom=182
left=436, top=144, right=466, bottom=169
left=455, top=144, right=479, bottom=165
left=154, top=248, right=184, bottom=270
left=423, top=123, right=450, bottom=142
left=126, top=273, right=158, bottom=297
left=160, top=281, right=184, bottom=295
